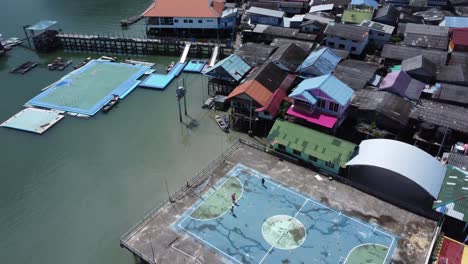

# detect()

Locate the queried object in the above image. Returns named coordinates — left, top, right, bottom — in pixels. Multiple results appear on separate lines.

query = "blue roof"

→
left=26, top=20, right=58, bottom=31
left=289, top=74, right=354, bottom=106
left=351, top=0, right=378, bottom=8
left=203, top=54, right=251, bottom=82
left=444, top=16, right=468, bottom=28
left=297, top=48, right=340, bottom=76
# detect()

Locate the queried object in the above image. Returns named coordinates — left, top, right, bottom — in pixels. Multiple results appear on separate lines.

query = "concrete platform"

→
left=120, top=140, right=437, bottom=264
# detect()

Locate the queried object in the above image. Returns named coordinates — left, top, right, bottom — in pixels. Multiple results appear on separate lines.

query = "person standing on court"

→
left=230, top=204, right=234, bottom=215
left=231, top=193, right=236, bottom=203
left=261, top=178, right=265, bottom=186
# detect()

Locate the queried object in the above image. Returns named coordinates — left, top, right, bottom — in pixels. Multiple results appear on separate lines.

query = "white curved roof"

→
left=346, top=139, right=447, bottom=198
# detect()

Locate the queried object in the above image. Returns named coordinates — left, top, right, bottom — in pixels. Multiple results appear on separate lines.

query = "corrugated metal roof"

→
left=442, top=16, right=468, bottom=28
left=409, top=99, right=468, bottom=133
left=433, top=165, right=468, bottom=222
left=297, top=48, right=340, bottom=76
left=334, top=60, right=379, bottom=90
left=246, top=6, right=284, bottom=18
left=289, top=74, right=354, bottom=106
left=324, top=22, right=369, bottom=41
left=347, top=139, right=447, bottom=198
left=267, top=120, right=357, bottom=168
left=381, top=44, right=447, bottom=65
left=309, top=4, right=334, bottom=12
left=379, top=70, right=424, bottom=100
left=26, top=20, right=57, bottom=31
left=203, top=54, right=251, bottom=82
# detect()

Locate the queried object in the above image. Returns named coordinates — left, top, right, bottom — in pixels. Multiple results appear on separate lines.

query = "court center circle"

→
left=262, top=215, right=306, bottom=250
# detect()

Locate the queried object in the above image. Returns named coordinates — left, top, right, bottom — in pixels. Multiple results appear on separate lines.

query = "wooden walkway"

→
left=57, top=33, right=234, bottom=57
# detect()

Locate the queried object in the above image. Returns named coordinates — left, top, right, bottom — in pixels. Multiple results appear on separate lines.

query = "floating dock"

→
left=1, top=108, right=65, bottom=134
left=139, top=62, right=187, bottom=90
left=27, top=60, right=150, bottom=116
left=120, top=15, right=142, bottom=27
left=183, top=60, right=207, bottom=73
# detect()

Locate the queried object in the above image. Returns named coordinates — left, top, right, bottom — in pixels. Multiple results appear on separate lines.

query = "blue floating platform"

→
left=27, top=60, right=150, bottom=116
left=169, top=62, right=187, bottom=77
left=139, top=74, right=176, bottom=90
left=183, top=60, right=207, bottom=73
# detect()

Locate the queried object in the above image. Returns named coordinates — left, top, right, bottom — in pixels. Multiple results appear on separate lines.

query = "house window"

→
left=198, top=20, right=203, bottom=23
left=351, top=47, right=357, bottom=52
left=377, top=33, right=385, bottom=37
left=328, top=101, right=339, bottom=112
left=183, top=19, right=188, bottom=23
left=338, top=44, right=345, bottom=49
left=278, top=144, right=286, bottom=150
left=317, top=98, right=326, bottom=108
left=340, top=37, right=346, bottom=40
left=207, top=19, right=214, bottom=22
left=293, top=149, right=301, bottom=155
left=328, top=42, right=335, bottom=47
left=189, top=19, right=193, bottom=23
left=352, top=40, right=358, bottom=43
left=325, top=161, right=334, bottom=169
left=174, top=19, right=179, bottom=23
left=264, top=111, right=270, bottom=116
left=309, top=155, right=317, bottom=162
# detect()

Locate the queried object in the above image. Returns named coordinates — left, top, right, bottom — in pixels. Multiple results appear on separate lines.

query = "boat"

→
left=102, top=95, right=120, bottom=112
left=166, top=61, right=175, bottom=73
left=98, top=56, right=117, bottom=62
left=202, top=97, right=215, bottom=109
left=215, top=115, right=229, bottom=133
left=0, top=36, right=22, bottom=48
left=74, top=57, right=91, bottom=69
left=10, top=61, right=38, bottom=74
left=48, top=57, right=73, bottom=71
left=120, top=15, right=143, bottom=27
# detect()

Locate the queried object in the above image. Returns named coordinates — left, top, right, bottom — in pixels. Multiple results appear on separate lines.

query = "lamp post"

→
left=176, top=77, right=187, bottom=122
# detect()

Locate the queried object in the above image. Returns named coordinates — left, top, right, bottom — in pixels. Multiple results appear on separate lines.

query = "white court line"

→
left=178, top=222, right=243, bottom=264
left=342, top=243, right=389, bottom=264
left=186, top=176, right=244, bottom=222
left=258, top=199, right=309, bottom=264
left=171, top=243, right=202, bottom=264
left=383, top=236, right=395, bottom=264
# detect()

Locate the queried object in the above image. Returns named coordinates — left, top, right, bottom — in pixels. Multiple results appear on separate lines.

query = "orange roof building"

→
left=142, top=0, right=237, bottom=36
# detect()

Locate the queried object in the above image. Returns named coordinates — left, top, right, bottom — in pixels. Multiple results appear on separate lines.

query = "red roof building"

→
left=450, top=28, right=468, bottom=52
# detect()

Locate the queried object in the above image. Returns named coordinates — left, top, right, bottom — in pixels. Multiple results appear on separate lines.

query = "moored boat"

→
left=1, top=36, right=22, bottom=48
left=215, top=115, right=229, bottom=133
left=74, top=57, right=91, bottom=69
left=10, top=61, right=38, bottom=74
left=102, top=95, right=120, bottom=112
left=202, top=97, right=215, bottom=109
left=166, top=61, right=175, bottom=73
left=48, top=57, right=73, bottom=71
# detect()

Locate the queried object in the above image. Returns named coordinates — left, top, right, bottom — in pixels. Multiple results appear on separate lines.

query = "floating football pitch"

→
left=175, top=164, right=398, bottom=264
left=27, top=60, right=149, bottom=116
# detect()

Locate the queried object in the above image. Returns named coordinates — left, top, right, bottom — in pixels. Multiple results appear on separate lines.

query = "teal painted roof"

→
left=434, top=165, right=468, bottom=222
left=297, top=48, right=340, bottom=75
left=203, top=54, right=251, bottom=82
left=267, top=120, right=357, bottom=168
left=289, top=74, right=354, bottom=106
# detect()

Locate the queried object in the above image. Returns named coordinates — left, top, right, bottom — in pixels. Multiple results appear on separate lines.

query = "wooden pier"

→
left=56, top=33, right=234, bottom=58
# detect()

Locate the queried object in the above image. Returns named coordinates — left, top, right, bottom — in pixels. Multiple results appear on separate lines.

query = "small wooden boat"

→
left=10, top=61, right=38, bottom=74
left=74, top=57, right=91, bottom=69
left=202, top=97, right=215, bottom=109
left=48, top=57, right=73, bottom=71
left=120, top=15, right=142, bottom=27
left=166, top=61, right=175, bottom=73
left=102, top=95, right=120, bottom=112
left=215, top=115, right=229, bottom=133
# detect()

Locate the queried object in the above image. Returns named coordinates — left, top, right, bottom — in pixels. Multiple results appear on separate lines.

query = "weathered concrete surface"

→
left=121, top=142, right=437, bottom=264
